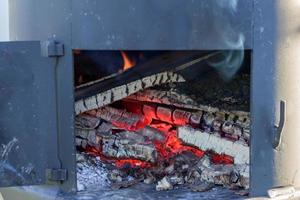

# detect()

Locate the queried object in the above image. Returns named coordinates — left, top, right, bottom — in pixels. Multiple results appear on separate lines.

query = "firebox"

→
left=73, top=50, right=251, bottom=194
left=1, top=0, right=300, bottom=199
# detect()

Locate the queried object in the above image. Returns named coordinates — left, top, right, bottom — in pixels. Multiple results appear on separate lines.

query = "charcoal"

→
left=102, top=135, right=157, bottom=163
left=75, top=114, right=101, bottom=129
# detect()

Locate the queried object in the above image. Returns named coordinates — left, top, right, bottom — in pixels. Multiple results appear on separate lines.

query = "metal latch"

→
left=41, top=40, right=64, bottom=57
left=273, top=100, right=286, bottom=150
left=46, top=168, right=67, bottom=181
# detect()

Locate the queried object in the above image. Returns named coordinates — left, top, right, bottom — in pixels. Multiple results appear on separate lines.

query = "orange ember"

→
left=115, top=159, right=152, bottom=168
left=85, top=101, right=234, bottom=169
left=121, top=51, right=136, bottom=71
left=210, top=153, right=234, bottom=165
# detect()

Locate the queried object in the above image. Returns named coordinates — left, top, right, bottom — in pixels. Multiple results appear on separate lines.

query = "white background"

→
left=0, top=0, right=9, bottom=41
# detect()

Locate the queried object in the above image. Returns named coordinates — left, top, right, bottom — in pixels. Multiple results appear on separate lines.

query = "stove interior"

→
left=73, top=50, right=251, bottom=195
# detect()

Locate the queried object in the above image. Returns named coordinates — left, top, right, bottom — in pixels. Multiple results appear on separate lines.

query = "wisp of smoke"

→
left=209, top=34, right=245, bottom=81
left=208, top=0, right=245, bottom=80
left=216, top=0, right=238, bottom=12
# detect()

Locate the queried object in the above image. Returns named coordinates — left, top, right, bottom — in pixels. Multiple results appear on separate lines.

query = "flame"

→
left=121, top=51, right=136, bottom=71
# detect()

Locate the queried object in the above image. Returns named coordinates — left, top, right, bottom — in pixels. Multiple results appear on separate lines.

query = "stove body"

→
left=0, top=0, right=299, bottom=198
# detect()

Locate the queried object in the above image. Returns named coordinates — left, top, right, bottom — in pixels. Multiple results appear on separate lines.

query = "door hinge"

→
left=41, top=40, right=64, bottom=57
left=46, top=168, right=67, bottom=182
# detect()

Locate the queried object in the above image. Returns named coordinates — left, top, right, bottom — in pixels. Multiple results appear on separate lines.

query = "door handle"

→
left=273, top=100, right=286, bottom=150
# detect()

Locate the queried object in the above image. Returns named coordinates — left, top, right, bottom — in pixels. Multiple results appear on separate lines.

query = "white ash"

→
left=76, top=153, right=110, bottom=191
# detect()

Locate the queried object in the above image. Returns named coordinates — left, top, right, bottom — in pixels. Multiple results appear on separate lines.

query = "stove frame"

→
left=0, top=0, right=298, bottom=198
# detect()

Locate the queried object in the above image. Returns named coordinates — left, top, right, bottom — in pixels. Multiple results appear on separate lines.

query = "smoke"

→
left=209, top=35, right=245, bottom=80
left=208, top=0, right=245, bottom=80
left=216, top=0, right=238, bottom=12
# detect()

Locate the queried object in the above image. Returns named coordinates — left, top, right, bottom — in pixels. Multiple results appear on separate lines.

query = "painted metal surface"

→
left=9, top=0, right=77, bottom=192
left=0, top=41, right=61, bottom=187
left=72, top=0, right=253, bottom=50
left=9, top=0, right=253, bottom=50
left=7, top=0, right=254, bottom=193
left=251, top=0, right=300, bottom=196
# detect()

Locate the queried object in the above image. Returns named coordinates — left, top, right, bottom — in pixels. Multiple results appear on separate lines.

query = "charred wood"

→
left=178, top=126, right=249, bottom=165
left=75, top=72, right=185, bottom=115
left=86, top=106, right=149, bottom=131
left=101, top=133, right=157, bottom=163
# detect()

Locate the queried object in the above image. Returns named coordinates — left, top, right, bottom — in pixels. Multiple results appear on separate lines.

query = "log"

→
left=124, top=102, right=203, bottom=127
left=86, top=106, right=149, bottom=131
left=136, top=126, right=165, bottom=142
left=102, top=135, right=157, bottom=163
left=75, top=114, right=101, bottom=129
left=126, top=89, right=202, bottom=111
left=75, top=128, right=101, bottom=149
left=75, top=71, right=185, bottom=115
left=196, top=155, right=249, bottom=189
left=178, top=126, right=249, bottom=165
left=126, top=89, right=251, bottom=117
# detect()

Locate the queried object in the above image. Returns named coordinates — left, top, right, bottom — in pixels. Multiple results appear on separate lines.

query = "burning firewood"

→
left=75, top=72, right=185, bottom=115
left=102, top=133, right=157, bottom=163
left=86, top=106, right=150, bottom=131
left=75, top=114, right=101, bottom=129
left=126, top=89, right=250, bottom=116
left=127, top=89, right=203, bottom=112
left=124, top=101, right=203, bottom=127
left=195, top=155, right=249, bottom=189
left=178, top=126, right=249, bottom=165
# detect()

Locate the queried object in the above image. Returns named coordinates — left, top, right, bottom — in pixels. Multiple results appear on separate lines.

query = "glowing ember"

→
left=210, top=153, right=234, bottom=165
left=115, top=159, right=152, bottom=168
left=121, top=51, right=136, bottom=71
left=84, top=101, right=235, bottom=170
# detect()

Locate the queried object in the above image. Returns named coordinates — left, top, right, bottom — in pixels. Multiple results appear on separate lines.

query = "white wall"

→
left=0, top=0, right=9, bottom=41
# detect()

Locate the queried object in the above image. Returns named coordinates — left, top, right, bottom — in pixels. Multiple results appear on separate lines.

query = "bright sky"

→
left=0, top=0, right=9, bottom=41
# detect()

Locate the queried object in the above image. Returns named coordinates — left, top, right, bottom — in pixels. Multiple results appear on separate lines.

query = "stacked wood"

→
left=125, top=88, right=250, bottom=144
left=75, top=114, right=101, bottom=129
left=75, top=128, right=101, bottom=150
left=75, top=72, right=185, bottom=115
left=126, top=89, right=200, bottom=111
left=178, top=126, right=249, bottom=165
left=86, top=106, right=150, bottom=131
left=154, top=154, right=249, bottom=191
left=126, top=89, right=250, bottom=117
left=195, top=155, right=249, bottom=189
left=124, top=102, right=203, bottom=127
left=102, top=134, right=157, bottom=163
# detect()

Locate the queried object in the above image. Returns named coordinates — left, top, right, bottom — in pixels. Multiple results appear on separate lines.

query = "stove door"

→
left=0, top=41, right=62, bottom=187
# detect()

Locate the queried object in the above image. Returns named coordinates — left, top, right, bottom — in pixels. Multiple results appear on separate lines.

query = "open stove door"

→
left=0, top=41, right=64, bottom=187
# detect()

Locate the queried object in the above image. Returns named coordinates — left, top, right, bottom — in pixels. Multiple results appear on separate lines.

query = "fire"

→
left=115, top=159, right=152, bottom=168
left=121, top=51, right=136, bottom=71
left=85, top=101, right=234, bottom=169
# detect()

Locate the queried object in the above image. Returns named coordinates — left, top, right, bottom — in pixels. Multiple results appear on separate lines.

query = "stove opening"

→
left=73, top=50, right=251, bottom=196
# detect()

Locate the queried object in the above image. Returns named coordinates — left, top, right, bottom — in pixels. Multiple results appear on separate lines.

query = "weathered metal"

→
left=0, top=42, right=61, bottom=187
left=9, top=0, right=253, bottom=50
left=251, top=0, right=300, bottom=196
left=2, top=0, right=254, bottom=195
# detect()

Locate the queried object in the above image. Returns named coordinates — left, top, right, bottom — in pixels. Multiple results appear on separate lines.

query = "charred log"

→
left=75, top=72, right=185, bottom=115
left=102, top=133, right=157, bottom=163
left=178, top=126, right=249, bottom=165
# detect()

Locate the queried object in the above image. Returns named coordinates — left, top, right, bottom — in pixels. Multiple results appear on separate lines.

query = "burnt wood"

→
left=75, top=51, right=218, bottom=101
